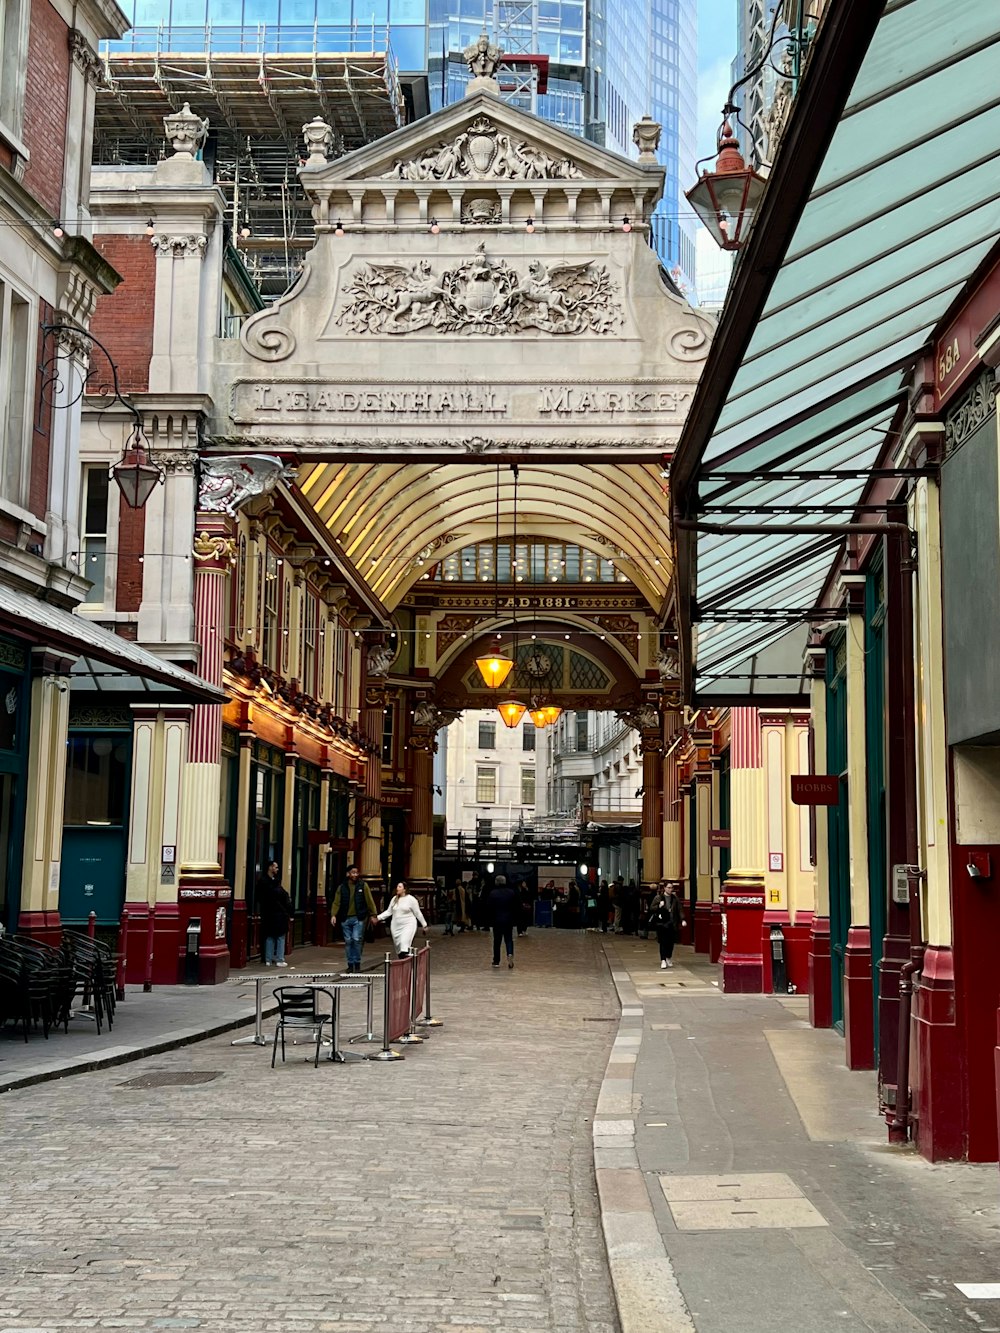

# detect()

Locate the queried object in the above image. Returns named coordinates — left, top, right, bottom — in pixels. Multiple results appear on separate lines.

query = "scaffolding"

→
left=94, top=23, right=406, bottom=295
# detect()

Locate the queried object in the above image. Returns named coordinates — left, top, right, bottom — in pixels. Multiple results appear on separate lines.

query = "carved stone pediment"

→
left=384, top=115, right=584, bottom=183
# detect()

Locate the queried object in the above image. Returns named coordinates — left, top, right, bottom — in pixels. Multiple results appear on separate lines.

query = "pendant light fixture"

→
left=498, top=699, right=527, bottom=728
left=540, top=705, right=562, bottom=725
left=496, top=463, right=525, bottom=726
left=476, top=463, right=514, bottom=689
left=528, top=705, right=550, bottom=729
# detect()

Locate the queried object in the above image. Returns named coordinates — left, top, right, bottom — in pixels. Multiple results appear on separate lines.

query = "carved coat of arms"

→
left=385, top=116, right=583, bottom=182
left=336, top=244, right=621, bottom=337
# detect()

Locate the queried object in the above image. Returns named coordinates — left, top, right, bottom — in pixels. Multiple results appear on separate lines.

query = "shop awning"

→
left=671, top=0, right=1000, bottom=704
left=0, top=586, right=224, bottom=704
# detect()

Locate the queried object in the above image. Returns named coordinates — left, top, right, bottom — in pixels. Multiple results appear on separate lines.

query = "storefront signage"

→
left=708, top=829, right=731, bottom=847
left=723, top=894, right=764, bottom=906
left=790, top=775, right=839, bottom=805
left=935, top=256, right=1000, bottom=409
left=179, top=887, right=233, bottom=900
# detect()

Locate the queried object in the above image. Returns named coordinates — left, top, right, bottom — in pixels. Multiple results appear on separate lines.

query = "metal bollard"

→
left=143, top=911, right=155, bottom=992
left=115, top=908, right=129, bottom=1001
left=369, top=953, right=404, bottom=1062
left=417, top=943, right=444, bottom=1028
left=398, top=950, right=425, bottom=1045
left=87, top=911, right=97, bottom=939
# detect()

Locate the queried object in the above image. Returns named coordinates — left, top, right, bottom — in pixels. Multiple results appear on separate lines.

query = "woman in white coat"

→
left=377, top=881, right=428, bottom=957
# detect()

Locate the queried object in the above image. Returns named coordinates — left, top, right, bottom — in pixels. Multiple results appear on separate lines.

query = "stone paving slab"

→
left=0, top=929, right=620, bottom=1333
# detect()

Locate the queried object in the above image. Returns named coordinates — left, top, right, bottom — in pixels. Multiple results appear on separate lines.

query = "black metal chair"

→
left=270, top=986, right=334, bottom=1069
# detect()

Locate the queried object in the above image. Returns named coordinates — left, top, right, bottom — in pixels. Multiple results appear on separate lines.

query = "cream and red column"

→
left=640, top=729, right=664, bottom=894
left=662, top=706, right=682, bottom=886
left=719, top=706, right=766, bottom=992
left=176, top=524, right=234, bottom=983
left=805, top=646, right=832, bottom=1027
left=359, top=684, right=385, bottom=894
left=407, top=725, right=436, bottom=916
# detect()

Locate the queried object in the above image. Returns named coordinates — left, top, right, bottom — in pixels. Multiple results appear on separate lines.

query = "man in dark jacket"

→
left=487, top=874, right=519, bottom=969
left=330, top=865, right=379, bottom=972
left=257, top=861, right=292, bottom=967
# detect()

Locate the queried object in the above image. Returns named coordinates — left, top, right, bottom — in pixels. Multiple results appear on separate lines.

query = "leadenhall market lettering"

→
left=233, top=381, right=694, bottom=422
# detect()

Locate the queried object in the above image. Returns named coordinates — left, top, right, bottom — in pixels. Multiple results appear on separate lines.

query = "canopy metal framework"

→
left=297, top=461, right=672, bottom=611
left=671, top=0, right=1000, bottom=704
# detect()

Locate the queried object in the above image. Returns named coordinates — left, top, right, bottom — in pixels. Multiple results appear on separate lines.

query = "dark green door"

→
left=826, top=635, right=849, bottom=1032
left=60, top=731, right=130, bottom=925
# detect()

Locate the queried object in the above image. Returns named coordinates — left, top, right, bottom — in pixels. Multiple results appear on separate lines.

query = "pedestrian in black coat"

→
left=487, top=875, right=519, bottom=969
left=257, top=861, right=292, bottom=967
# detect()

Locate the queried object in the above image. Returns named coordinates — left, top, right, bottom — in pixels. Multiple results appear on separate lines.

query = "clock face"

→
left=526, top=652, right=552, bottom=678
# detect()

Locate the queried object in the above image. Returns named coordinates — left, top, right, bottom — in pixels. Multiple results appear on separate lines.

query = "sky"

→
left=696, top=0, right=738, bottom=162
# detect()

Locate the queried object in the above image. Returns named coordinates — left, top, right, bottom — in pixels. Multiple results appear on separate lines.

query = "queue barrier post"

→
left=397, top=947, right=426, bottom=1045
left=115, top=908, right=129, bottom=1001
left=369, top=952, right=404, bottom=1062
left=417, top=943, right=443, bottom=1028
left=348, top=967, right=379, bottom=1045
left=143, top=911, right=155, bottom=992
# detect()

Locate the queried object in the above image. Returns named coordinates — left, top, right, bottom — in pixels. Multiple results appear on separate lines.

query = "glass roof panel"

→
left=845, top=0, right=993, bottom=108
left=817, top=49, right=1000, bottom=194
left=747, top=242, right=995, bottom=364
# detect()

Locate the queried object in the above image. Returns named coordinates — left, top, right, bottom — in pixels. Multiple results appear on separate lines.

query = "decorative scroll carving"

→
left=336, top=245, right=621, bottom=337
left=461, top=196, right=502, bottom=225
left=945, top=368, right=998, bottom=456
left=69, top=30, right=102, bottom=84
left=198, top=454, right=294, bottom=516
left=385, top=116, right=583, bottom=182
left=412, top=533, right=468, bottom=568
left=193, top=531, right=237, bottom=564
left=666, top=317, right=714, bottom=362
left=150, top=234, right=207, bottom=260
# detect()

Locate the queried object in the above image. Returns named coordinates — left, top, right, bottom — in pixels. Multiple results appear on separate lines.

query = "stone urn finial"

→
left=302, top=116, right=334, bottom=168
left=463, top=30, right=503, bottom=96
left=164, top=101, right=209, bottom=157
left=633, top=115, right=662, bottom=164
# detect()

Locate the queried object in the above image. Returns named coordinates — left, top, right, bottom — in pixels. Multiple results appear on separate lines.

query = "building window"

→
left=478, top=720, right=496, bottom=749
left=522, top=723, right=535, bottom=752
left=576, top=714, right=589, bottom=751
left=333, top=626, right=346, bottom=714
left=262, top=550, right=279, bottom=667
left=0, top=279, right=31, bottom=508
left=521, top=766, right=535, bottom=806
left=476, top=766, right=497, bottom=803
left=0, top=0, right=29, bottom=144
left=80, top=466, right=110, bottom=606
left=303, top=591, right=318, bottom=695
left=476, top=817, right=493, bottom=839
left=63, top=734, right=129, bottom=827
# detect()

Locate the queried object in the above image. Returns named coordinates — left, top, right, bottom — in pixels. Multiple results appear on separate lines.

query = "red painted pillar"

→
left=720, top=707, right=765, bottom=992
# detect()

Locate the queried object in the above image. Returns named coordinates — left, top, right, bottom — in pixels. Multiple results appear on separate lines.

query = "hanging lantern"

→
left=540, top=705, right=562, bottom=725
left=475, top=652, right=514, bottom=689
left=111, top=427, right=163, bottom=509
left=497, top=699, right=526, bottom=728
left=686, top=114, right=767, bottom=252
left=529, top=706, right=549, bottom=728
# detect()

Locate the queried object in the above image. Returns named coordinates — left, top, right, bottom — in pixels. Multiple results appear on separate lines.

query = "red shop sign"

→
left=935, top=255, right=1000, bottom=409
left=708, top=829, right=731, bottom=847
left=791, top=775, right=840, bottom=806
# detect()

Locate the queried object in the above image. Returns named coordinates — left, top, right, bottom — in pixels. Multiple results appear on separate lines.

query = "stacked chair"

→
left=0, top=930, right=119, bottom=1041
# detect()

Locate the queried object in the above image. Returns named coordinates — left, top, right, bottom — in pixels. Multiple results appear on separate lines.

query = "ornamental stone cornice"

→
left=69, top=29, right=103, bottom=84
left=151, top=233, right=208, bottom=260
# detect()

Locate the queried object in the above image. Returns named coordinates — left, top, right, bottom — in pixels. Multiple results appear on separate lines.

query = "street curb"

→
left=0, top=999, right=279, bottom=1096
left=595, top=942, right=696, bottom=1333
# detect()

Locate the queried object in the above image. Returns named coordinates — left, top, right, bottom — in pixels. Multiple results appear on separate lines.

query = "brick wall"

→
left=116, top=494, right=145, bottom=612
left=21, top=1, right=69, bottom=220
left=90, top=235, right=156, bottom=392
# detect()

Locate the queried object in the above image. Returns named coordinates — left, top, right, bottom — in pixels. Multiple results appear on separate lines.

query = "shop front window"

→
left=63, top=735, right=129, bottom=826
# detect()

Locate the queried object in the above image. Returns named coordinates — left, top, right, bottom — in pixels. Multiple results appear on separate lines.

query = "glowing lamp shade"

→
left=528, top=706, right=549, bottom=728
left=497, top=699, right=527, bottom=728
left=475, top=653, right=514, bottom=689
left=540, top=705, right=562, bottom=725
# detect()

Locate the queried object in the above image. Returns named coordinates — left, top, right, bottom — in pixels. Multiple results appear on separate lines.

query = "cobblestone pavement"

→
left=0, top=928, right=621, bottom=1333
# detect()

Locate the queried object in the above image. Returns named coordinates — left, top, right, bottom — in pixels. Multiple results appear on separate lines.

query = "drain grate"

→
left=120, top=1071, right=222, bottom=1089
left=582, top=1017, right=617, bottom=1022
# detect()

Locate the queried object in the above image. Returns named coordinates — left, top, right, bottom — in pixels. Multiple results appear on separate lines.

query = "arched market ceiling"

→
left=297, top=461, right=671, bottom=609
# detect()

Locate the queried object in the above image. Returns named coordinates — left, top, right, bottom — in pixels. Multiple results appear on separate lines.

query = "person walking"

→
left=611, top=877, right=625, bottom=933
left=517, top=879, right=532, bottom=936
left=441, top=882, right=456, bottom=936
left=597, top=879, right=610, bottom=933
left=649, top=881, right=685, bottom=969
left=487, top=874, right=519, bottom=969
left=257, top=860, right=292, bottom=967
left=330, top=865, right=379, bottom=973
left=455, top=879, right=470, bottom=933
left=377, top=881, right=428, bottom=957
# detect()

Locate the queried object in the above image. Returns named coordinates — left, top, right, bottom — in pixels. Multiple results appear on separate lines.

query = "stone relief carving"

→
left=240, top=263, right=312, bottom=362
left=412, top=533, right=468, bottom=567
left=198, top=454, right=295, bottom=516
left=656, top=647, right=679, bottom=681
left=463, top=32, right=503, bottom=80
left=366, top=643, right=398, bottom=677
left=461, top=196, right=502, bottom=225
left=413, top=701, right=440, bottom=728
left=150, top=234, right=207, bottom=260
left=336, top=245, right=621, bottom=337
left=193, top=531, right=237, bottom=564
left=666, top=316, right=714, bottom=362
left=69, top=29, right=103, bottom=85
left=385, top=116, right=583, bottom=182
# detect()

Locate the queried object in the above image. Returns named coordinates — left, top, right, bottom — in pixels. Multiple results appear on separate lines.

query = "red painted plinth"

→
left=176, top=875, right=232, bottom=985
left=17, top=910, right=62, bottom=948
left=719, top=886, right=765, bottom=994
left=876, top=931, right=910, bottom=1118
left=229, top=899, right=248, bottom=968
left=785, top=910, right=813, bottom=997
left=709, top=902, right=724, bottom=963
left=314, top=905, right=329, bottom=949
left=843, top=925, right=875, bottom=1070
left=693, top=900, right=712, bottom=954
left=914, top=945, right=963, bottom=1162
left=760, top=909, right=791, bottom=993
left=808, top=916, right=832, bottom=1028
